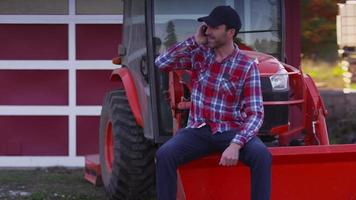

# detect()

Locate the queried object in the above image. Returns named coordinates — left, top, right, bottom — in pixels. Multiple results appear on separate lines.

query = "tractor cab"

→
left=153, top=0, right=284, bottom=59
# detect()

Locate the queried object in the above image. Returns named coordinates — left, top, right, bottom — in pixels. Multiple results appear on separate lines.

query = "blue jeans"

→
left=156, top=125, right=271, bottom=200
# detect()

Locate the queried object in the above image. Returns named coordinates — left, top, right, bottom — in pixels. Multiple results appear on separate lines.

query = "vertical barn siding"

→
left=76, top=116, right=100, bottom=155
left=0, top=24, right=68, bottom=60
left=76, top=24, right=122, bottom=60
left=0, top=70, right=68, bottom=105
left=0, top=1, right=124, bottom=166
left=0, top=116, right=68, bottom=156
left=76, top=70, right=121, bottom=105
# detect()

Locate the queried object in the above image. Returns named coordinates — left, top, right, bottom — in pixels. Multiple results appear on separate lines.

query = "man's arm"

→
left=155, top=24, right=208, bottom=71
left=154, top=37, right=198, bottom=71
left=232, top=61, right=264, bottom=146
left=219, top=61, right=264, bottom=166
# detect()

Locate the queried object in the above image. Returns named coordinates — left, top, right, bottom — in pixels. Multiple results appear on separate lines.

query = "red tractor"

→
left=85, top=0, right=356, bottom=199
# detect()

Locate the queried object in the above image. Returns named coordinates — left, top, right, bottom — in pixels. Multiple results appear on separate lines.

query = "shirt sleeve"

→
left=154, top=37, right=199, bottom=71
left=231, top=61, right=264, bottom=146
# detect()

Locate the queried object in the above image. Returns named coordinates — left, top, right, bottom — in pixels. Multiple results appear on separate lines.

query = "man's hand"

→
left=194, top=24, right=208, bottom=45
left=219, top=143, right=242, bottom=166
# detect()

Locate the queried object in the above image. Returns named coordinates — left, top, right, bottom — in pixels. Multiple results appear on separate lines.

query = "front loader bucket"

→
left=178, top=144, right=356, bottom=200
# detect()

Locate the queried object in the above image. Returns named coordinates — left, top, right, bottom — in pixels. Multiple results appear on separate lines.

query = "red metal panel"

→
left=76, top=24, right=122, bottom=60
left=0, top=70, right=68, bottom=105
left=84, top=154, right=103, bottom=186
left=76, top=70, right=121, bottom=105
left=76, top=116, right=100, bottom=156
left=284, top=0, right=301, bottom=68
left=0, top=116, right=68, bottom=156
left=179, top=145, right=356, bottom=200
left=0, top=24, right=68, bottom=60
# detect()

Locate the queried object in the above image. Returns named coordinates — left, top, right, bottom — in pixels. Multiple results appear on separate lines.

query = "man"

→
left=155, top=5, right=271, bottom=200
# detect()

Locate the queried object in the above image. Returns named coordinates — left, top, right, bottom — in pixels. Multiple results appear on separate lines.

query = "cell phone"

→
left=201, top=25, right=208, bottom=36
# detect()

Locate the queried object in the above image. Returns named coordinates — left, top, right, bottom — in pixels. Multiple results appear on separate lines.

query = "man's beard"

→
left=207, top=34, right=227, bottom=49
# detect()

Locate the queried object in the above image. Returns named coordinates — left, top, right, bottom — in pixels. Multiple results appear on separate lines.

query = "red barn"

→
left=0, top=0, right=123, bottom=167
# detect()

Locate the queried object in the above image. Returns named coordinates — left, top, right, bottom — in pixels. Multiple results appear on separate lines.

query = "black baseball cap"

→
left=197, top=6, right=242, bottom=32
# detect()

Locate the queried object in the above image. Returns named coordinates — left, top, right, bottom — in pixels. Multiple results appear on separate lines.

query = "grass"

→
left=0, top=167, right=106, bottom=200
left=302, top=59, right=346, bottom=89
left=351, top=83, right=356, bottom=90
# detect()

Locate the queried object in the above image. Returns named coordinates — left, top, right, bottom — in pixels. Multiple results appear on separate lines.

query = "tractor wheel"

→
left=99, top=89, right=156, bottom=200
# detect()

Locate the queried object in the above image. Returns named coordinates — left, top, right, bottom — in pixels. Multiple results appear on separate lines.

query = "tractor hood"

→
left=242, top=50, right=287, bottom=74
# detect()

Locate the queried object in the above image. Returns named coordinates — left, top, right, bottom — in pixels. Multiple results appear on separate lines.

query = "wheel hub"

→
left=104, top=121, right=114, bottom=173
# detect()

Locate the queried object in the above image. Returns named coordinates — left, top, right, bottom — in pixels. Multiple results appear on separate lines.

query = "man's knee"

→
left=261, top=148, right=272, bottom=166
left=244, top=139, right=272, bottom=167
left=156, top=128, right=191, bottom=162
left=253, top=145, right=272, bottom=166
left=156, top=142, right=176, bottom=163
left=156, top=145, right=169, bottom=161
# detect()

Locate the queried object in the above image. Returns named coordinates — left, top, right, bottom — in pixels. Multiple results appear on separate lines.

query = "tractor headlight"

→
left=269, top=69, right=289, bottom=91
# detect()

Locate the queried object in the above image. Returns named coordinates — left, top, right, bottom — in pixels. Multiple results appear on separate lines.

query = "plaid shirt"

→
left=155, top=37, right=264, bottom=146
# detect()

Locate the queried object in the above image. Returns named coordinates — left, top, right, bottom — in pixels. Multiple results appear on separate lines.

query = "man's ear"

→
left=228, top=28, right=235, bottom=39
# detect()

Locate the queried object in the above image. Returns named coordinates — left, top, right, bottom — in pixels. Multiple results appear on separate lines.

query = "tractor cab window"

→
left=154, top=0, right=282, bottom=59
left=153, top=0, right=283, bottom=135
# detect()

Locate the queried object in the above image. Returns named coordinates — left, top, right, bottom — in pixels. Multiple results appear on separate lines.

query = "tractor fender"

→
left=304, top=74, right=329, bottom=145
left=304, top=74, right=328, bottom=116
left=110, top=67, right=143, bottom=127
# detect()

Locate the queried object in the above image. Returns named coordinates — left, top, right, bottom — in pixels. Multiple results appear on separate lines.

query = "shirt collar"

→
left=208, top=44, right=240, bottom=63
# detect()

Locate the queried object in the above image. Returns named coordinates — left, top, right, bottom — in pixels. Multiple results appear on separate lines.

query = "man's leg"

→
left=239, top=137, right=272, bottom=200
left=212, top=133, right=272, bottom=200
left=155, top=126, right=214, bottom=200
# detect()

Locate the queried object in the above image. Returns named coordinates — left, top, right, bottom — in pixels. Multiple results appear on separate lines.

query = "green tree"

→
left=301, top=0, right=346, bottom=62
left=164, top=21, right=178, bottom=48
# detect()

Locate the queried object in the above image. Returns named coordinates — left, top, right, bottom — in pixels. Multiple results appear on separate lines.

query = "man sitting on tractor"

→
left=155, top=6, right=272, bottom=200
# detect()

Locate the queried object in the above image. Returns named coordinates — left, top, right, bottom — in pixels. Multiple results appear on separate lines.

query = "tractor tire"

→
left=99, top=89, right=156, bottom=200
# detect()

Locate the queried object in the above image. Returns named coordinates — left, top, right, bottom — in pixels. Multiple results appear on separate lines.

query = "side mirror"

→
left=112, top=44, right=126, bottom=65
left=118, top=44, right=126, bottom=56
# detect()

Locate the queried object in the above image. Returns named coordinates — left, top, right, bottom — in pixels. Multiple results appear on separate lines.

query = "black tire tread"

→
left=99, top=89, right=156, bottom=200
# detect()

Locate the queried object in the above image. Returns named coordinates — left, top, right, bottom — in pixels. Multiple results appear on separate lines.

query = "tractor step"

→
left=84, top=154, right=103, bottom=186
